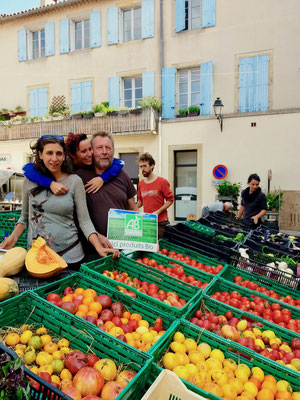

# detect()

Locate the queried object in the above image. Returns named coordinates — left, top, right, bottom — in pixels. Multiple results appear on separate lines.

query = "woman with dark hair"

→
left=236, top=173, right=267, bottom=228
left=23, top=132, right=124, bottom=195
left=0, top=136, right=118, bottom=268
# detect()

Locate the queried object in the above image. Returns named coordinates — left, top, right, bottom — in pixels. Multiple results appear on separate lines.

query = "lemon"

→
left=175, top=352, right=190, bottom=366
left=184, top=338, right=197, bottom=353
left=197, top=342, right=211, bottom=359
left=173, top=331, right=185, bottom=344
left=173, top=365, right=190, bottom=380
left=20, top=330, right=33, bottom=344
left=210, top=349, right=225, bottom=364
left=170, top=342, right=186, bottom=353
left=163, top=352, right=178, bottom=370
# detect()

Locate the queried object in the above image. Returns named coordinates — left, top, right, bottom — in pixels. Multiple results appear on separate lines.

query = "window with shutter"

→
left=29, top=88, right=48, bottom=117
left=175, top=0, right=215, bottom=33
left=32, top=30, right=45, bottom=59
left=71, top=81, right=92, bottom=113
left=123, top=77, right=143, bottom=108
left=122, top=8, right=142, bottom=42
left=238, top=55, right=269, bottom=112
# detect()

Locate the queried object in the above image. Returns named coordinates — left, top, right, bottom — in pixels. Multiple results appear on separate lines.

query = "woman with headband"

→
left=0, top=135, right=119, bottom=268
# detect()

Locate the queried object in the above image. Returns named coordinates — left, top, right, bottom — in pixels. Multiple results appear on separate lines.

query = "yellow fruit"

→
left=28, top=336, right=43, bottom=350
left=223, top=367, right=235, bottom=380
left=175, top=352, right=190, bottom=366
left=41, top=335, right=52, bottom=346
left=5, top=333, right=20, bottom=346
left=170, top=342, right=186, bottom=353
left=173, top=365, right=190, bottom=381
left=229, top=378, right=244, bottom=395
left=244, top=381, right=258, bottom=397
left=185, top=363, right=198, bottom=378
left=241, top=390, right=256, bottom=400
left=21, top=325, right=30, bottom=333
left=224, top=358, right=237, bottom=371
left=237, top=320, right=248, bottom=332
left=15, top=344, right=26, bottom=352
left=237, top=364, right=250, bottom=376
left=290, top=358, right=300, bottom=370
left=142, top=332, right=153, bottom=344
left=57, top=338, right=69, bottom=348
left=262, top=330, right=276, bottom=340
left=210, top=368, right=228, bottom=385
left=286, top=364, right=298, bottom=371
left=280, top=344, right=292, bottom=353
left=36, top=352, right=53, bottom=366
left=135, top=326, right=148, bottom=334
left=277, top=380, right=292, bottom=392
left=255, top=339, right=265, bottom=350
left=253, top=328, right=262, bottom=337
left=51, top=359, right=65, bottom=374
left=192, top=372, right=208, bottom=388
left=235, top=368, right=249, bottom=383
left=210, top=349, right=225, bottom=364
left=39, top=365, right=53, bottom=375
left=223, top=383, right=238, bottom=400
left=15, top=349, right=24, bottom=358
left=52, top=350, right=65, bottom=361
left=196, top=360, right=207, bottom=372
left=203, top=382, right=224, bottom=398
left=36, top=327, right=47, bottom=335
left=94, top=359, right=117, bottom=381
left=206, top=357, right=222, bottom=371
left=173, top=332, right=185, bottom=343
left=20, top=330, right=33, bottom=344
left=197, top=342, right=211, bottom=359
left=44, top=342, right=59, bottom=354
left=292, top=393, right=300, bottom=400
left=138, top=320, right=149, bottom=328
left=30, top=366, right=38, bottom=374
left=243, top=331, right=256, bottom=339
left=23, top=351, right=36, bottom=365
left=184, top=338, right=197, bottom=353
left=188, top=350, right=205, bottom=364
left=60, top=347, right=71, bottom=355
left=60, top=368, right=72, bottom=380
left=251, top=367, right=264, bottom=383
left=51, top=375, right=61, bottom=385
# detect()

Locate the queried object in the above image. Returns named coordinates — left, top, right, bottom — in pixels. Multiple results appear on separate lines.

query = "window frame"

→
left=32, top=28, right=45, bottom=59
left=122, top=6, right=142, bottom=42
left=122, top=76, right=143, bottom=109
left=74, top=18, right=90, bottom=51
left=177, top=66, right=201, bottom=111
left=184, top=0, right=201, bottom=31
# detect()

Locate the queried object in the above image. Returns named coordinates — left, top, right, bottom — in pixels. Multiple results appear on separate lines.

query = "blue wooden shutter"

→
left=202, top=0, right=216, bottom=28
left=256, top=55, right=269, bottom=111
left=18, top=29, right=27, bottom=62
left=175, top=0, right=185, bottom=33
left=142, top=71, right=155, bottom=97
left=37, top=88, right=48, bottom=116
left=81, top=81, right=92, bottom=111
left=162, top=68, right=176, bottom=119
left=71, top=82, right=82, bottom=113
left=109, top=77, right=120, bottom=109
left=60, top=18, right=70, bottom=54
left=90, top=11, right=102, bottom=48
left=45, top=22, right=55, bottom=56
left=107, top=7, right=119, bottom=45
left=200, top=61, right=213, bottom=115
left=239, top=57, right=254, bottom=112
left=29, top=89, right=38, bottom=117
left=142, top=0, right=155, bottom=39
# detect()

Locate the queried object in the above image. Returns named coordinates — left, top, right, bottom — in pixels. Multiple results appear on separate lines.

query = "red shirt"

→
left=138, top=177, right=174, bottom=222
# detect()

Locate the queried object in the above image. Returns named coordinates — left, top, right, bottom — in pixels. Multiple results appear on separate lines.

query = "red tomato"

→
left=46, top=293, right=61, bottom=303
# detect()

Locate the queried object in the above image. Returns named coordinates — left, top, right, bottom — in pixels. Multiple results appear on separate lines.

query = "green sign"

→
left=107, top=209, right=158, bottom=251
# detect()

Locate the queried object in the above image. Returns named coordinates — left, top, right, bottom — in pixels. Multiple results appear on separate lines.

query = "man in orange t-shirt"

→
left=137, top=153, right=174, bottom=238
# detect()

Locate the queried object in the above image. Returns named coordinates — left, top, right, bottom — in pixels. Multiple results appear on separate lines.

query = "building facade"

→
left=0, top=0, right=299, bottom=221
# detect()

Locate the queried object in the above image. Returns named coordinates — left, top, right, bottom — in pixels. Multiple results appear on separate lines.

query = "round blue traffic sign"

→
left=213, top=165, right=228, bottom=180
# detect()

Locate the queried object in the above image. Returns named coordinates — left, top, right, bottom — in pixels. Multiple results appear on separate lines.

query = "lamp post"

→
left=213, top=97, right=224, bottom=132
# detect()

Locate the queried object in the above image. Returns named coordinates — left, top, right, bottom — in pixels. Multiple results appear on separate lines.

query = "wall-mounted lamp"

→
left=213, top=97, right=224, bottom=132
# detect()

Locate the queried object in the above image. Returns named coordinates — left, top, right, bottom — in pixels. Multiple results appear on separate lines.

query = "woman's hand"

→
left=97, top=233, right=114, bottom=248
left=251, top=215, right=259, bottom=225
left=97, top=248, right=120, bottom=258
left=85, top=177, right=104, bottom=193
left=50, top=181, right=69, bottom=195
left=0, top=234, right=18, bottom=249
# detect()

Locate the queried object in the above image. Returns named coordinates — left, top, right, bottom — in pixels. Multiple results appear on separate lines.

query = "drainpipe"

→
left=159, top=0, right=164, bottom=177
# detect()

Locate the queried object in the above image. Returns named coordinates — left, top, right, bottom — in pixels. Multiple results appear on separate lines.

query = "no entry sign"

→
left=213, top=165, right=228, bottom=180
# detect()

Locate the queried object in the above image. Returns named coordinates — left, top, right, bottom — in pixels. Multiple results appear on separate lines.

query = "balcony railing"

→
left=0, top=108, right=158, bottom=141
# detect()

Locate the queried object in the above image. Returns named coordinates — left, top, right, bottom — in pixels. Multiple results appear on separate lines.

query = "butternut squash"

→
left=0, top=247, right=27, bottom=277
left=0, top=277, right=19, bottom=301
left=25, top=237, right=67, bottom=278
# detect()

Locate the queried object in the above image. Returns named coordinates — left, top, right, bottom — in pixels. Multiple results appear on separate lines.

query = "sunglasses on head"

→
left=41, top=135, right=64, bottom=141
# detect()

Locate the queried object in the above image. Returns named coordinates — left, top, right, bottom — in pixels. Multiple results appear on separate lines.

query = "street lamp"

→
left=213, top=97, right=224, bottom=132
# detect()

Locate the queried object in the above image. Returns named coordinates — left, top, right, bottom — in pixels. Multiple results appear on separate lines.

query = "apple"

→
left=100, top=309, right=113, bottom=322
left=96, top=294, right=112, bottom=309
left=65, top=350, right=88, bottom=375
left=111, top=302, right=124, bottom=317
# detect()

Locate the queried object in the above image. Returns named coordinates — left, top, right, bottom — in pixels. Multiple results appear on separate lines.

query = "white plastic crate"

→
left=141, top=370, right=206, bottom=400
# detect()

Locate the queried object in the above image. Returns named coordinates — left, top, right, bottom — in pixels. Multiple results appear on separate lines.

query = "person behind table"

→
left=201, top=201, right=233, bottom=218
left=137, top=152, right=174, bottom=239
left=0, top=136, right=118, bottom=268
left=236, top=173, right=267, bottom=227
left=22, top=132, right=124, bottom=196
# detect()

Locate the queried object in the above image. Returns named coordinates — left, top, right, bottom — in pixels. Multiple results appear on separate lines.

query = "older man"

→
left=76, top=132, right=138, bottom=244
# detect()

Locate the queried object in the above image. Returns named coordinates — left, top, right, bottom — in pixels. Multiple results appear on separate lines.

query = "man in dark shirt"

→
left=76, top=132, right=138, bottom=247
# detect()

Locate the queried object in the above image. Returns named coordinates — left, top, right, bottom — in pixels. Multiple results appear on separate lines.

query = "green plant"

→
left=102, top=101, right=109, bottom=108
left=138, top=96, right=161, bottom=112
left=72, top=111, right=82, bottom=115
left=51, top=112, right=63, bottom=117
left=105, top=106, right=117, bottom=114
left=188, top=105, right=200, bottom=115
left=217, top=180, right=241, bottom=200
left=63, top=109, right=70, bottom=116
left=1, top=109, right=9, bottom=114
left=266, top=190, right=283, bottom=211
left=49, top=104, right=69, bottom=116
left=178, top=109, right=188, bottom=115
left=15, top=106, right=23, bottom=112
left=119, top=106, right=129, bottom=111
left=92, top=104, right=103, bottom=113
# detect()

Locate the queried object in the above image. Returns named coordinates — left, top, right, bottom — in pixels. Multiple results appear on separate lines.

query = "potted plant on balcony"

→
left=188, top=105, right=200, bottom=117
left=72, top=112, right=83, bottom=119
left=1, top=108, right=10, bottom=120
left=106, top=106, right=118, bottom=116
left=216, top=180, right=241, bottom=207
left=138, top=96, right=162, bottom=113
left=176, top=109, right=188, bottom=118
left=118, top=106, right=129, bottom=115
left=82, top=110, right=94, bottom=118
left=51, top=112, right=63, bottom=120
left=63, top=109, right=71, bottom=120
left=15, top=105, right=27, bottom=117
left=92, top=103, right=107, bottom=117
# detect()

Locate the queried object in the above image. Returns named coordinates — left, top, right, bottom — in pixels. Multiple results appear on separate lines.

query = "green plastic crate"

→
left=124, top=250, right=218, bottom=288
left=152, top=320, right=300, bottom=400
left=221, top=264, right=300, bottom=303
left=184, top=295, right=300, bottom=378
left=159, top=238, right=227, bottom=274
left=204, top=278, right=300, bottom=337
left=0, top=228, right=28, bottom=249
left=184, top=220, right=215, bottom=238
left=0, top=291, right=153, bottom=400
left=80, top=255, right=201, bottom=318
left=32, top=271, right=177, bottom=356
